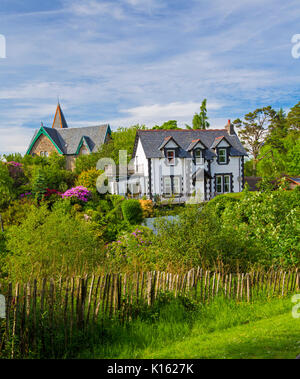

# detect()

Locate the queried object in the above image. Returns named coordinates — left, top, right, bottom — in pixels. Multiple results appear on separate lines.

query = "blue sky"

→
left=0, top=0, right=299, bottom=154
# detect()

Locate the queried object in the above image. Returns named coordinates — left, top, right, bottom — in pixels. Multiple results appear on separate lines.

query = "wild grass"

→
left=76, top=295, right=299, bottom=359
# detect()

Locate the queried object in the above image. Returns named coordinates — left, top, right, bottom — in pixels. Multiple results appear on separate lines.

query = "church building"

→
left=26, top=103, right=111, bottom=170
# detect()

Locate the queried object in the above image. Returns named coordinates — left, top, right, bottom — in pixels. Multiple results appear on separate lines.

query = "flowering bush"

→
left=61, top=186, right=91, bottom=203
left=20, top=192, right=33, bottom=199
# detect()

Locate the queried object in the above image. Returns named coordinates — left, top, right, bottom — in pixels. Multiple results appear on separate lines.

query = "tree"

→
left=32, top=169, right=48, bottom=201
left=233, top=106, right=276, bottom=174
left=266, top=108, right=289, bottom=151
left=0, top=163, right=15, bottom=209
left=152, top=120, right=179, bottom=130
left=287, top=101, right=300, bottom=131
left=186, top=99, right=210, bottom=130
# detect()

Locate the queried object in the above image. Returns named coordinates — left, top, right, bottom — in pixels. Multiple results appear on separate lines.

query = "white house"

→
left=108, top=121, right=248, bottom=202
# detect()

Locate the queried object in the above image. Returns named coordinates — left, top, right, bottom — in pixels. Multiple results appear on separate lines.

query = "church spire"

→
left=52, top=103, right=68, bottom=129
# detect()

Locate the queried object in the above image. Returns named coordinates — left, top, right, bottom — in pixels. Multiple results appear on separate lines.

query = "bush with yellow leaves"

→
left=139, top=199, right=154, bottom=218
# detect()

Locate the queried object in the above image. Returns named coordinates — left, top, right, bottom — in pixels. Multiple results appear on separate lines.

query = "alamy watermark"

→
left=291, top=34, right=300, bottom=59
left=0, top=34, right=6, bottom=59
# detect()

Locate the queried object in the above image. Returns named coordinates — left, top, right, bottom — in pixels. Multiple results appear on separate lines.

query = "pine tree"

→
left=287, top=101, right=300, bottom=131
left=191, top=99, right=210, bottom=130
left=32, top=170, right=48, bottom=202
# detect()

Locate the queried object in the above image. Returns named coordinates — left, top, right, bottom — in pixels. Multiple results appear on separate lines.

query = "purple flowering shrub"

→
left=20, top=192, right=33, bottom=199
left=61, top=186, right=92, bottom=203
left=106, top=227, right=155, bottom=270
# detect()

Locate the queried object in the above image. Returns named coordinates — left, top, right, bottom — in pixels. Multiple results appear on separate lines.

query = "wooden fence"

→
left=0, top=268, right=299, bottom=357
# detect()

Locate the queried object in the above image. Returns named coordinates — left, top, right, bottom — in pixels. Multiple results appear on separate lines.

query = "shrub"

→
left=75, top=168, right=103, bottom=191
left=121, top=199, right=143, bottom=225
left=32, top=169, right=48, bottom=201
left=61, top=186, right=92, bottom=203
left=6, top=205, right=105, bottom=281
left=106, top=227, right=155, bottom=271
left=139, top=199, right=154, bottom=218
left=0, top=163, right=15, bottom=208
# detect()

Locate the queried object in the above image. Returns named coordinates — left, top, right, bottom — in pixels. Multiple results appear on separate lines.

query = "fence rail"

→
left=0, top=268, right=299, bottom=358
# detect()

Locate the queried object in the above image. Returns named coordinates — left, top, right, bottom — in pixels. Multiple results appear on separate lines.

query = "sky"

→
left=0, top=0, right=299, bottom=155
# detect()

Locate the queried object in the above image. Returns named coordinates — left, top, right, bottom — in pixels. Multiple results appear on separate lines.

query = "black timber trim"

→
left=131, top=133, right=140, bottom=159
left=148, top=158, right=152, bottom=200
left=241, top=156, right=245, bottom=190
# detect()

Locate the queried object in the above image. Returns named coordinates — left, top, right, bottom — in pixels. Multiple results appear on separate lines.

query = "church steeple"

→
left=52, top=103, right=68, bottom=129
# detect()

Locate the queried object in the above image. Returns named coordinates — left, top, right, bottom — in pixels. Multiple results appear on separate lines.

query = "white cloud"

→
left=0, top=127, right=34, bottom=155
left=67, top=0, right=125, bottom=19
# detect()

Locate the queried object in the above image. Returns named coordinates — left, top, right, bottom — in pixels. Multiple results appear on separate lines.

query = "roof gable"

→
left=26, top=126, right=64, bottom=155
left=158, top=136, right=180, bottom=150
left=211, top=135, right=232, bottom=149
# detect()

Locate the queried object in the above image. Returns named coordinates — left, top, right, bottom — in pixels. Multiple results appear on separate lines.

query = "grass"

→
left=77, top=295, right=300, bottom=359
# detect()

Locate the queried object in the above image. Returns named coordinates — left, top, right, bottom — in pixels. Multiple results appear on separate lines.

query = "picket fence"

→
left=0, top=267, right=299, bottom=357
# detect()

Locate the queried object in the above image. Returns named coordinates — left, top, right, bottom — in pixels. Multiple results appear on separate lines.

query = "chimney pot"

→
left=226, top=119, right=235, bottom=135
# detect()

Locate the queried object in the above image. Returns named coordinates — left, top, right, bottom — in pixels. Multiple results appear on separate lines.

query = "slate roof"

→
left=134, top=129, right=248, bottom=159
left=28, top=124, right=111, bottom=155
left=52, top=104, right=68, bottom=129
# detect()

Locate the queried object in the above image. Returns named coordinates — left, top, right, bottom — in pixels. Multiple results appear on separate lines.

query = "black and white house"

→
left=109, top=121, right=248, bottom=202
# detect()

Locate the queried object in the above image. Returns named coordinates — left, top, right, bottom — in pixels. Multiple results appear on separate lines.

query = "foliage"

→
left=32, top=169, right=48, bottom=201
left=139, top=199, right=154, bottom=218
left=106, top=227, right=155, bottom=271
left=121, top=199, right=144, bottom=225
left=0, top=199, right=36, bottom=229
left=152, top=120, right=179, bottom=130
left=5, top=204, right=105, bottom=281
left=75, top=168, right=103, bottom=191
left=186, top=99, right=210, bottom=130
left=233, top=106, right=276, bottom=173
left=287, top=101, right=300, bottom=131
left=244, top=159, right=255, bottom=176
left=61, top=186, right=92, bottom=203
left=0, top=163, right=15, bottom=209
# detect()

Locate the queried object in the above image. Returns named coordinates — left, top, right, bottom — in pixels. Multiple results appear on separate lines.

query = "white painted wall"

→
left=110, top=136, right=244, bottom=200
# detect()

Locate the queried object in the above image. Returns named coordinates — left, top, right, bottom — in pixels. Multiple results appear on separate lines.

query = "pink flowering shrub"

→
left=61, top=186, right=91, bottom=203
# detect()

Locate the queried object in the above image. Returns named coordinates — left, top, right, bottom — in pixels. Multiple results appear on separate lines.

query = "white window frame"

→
left=173, top=177, right=181, bottom=195
left=224, top=175, right=231, bottom=193
left=163, top=177, right=172, bottom=196
left=166, top=150, right=175, bottom=166
left=216, top=175, right=223, bottom=193
left=218, top=148, right=227, bottom=164
left=195, top=149, right=203, bottom=165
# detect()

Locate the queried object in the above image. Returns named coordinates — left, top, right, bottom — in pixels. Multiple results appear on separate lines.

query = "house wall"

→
left=65, top=155, right=76, bottom=171
left=210, top=155, right=242, bottom=194
left=135, top=139, right=148, bottom=176
left=30, top=134, right=58, bottom=156
left=150, top=157, right=208, bottom=198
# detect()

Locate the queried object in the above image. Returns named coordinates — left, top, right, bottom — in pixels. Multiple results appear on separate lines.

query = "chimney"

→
left=226, top=119, right=235, bottom=135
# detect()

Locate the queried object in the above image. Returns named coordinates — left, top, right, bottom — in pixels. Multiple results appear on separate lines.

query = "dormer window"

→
left=218, top=148, right=227, bottom=164
left=194, top=149, right=203, bottom=165
left=166, top=150, right=175, bottom=165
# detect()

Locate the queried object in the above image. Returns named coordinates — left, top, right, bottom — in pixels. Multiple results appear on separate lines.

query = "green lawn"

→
left=77, top=296, right=300, bottom=360
left=141, top=312, right=300, bottom=359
